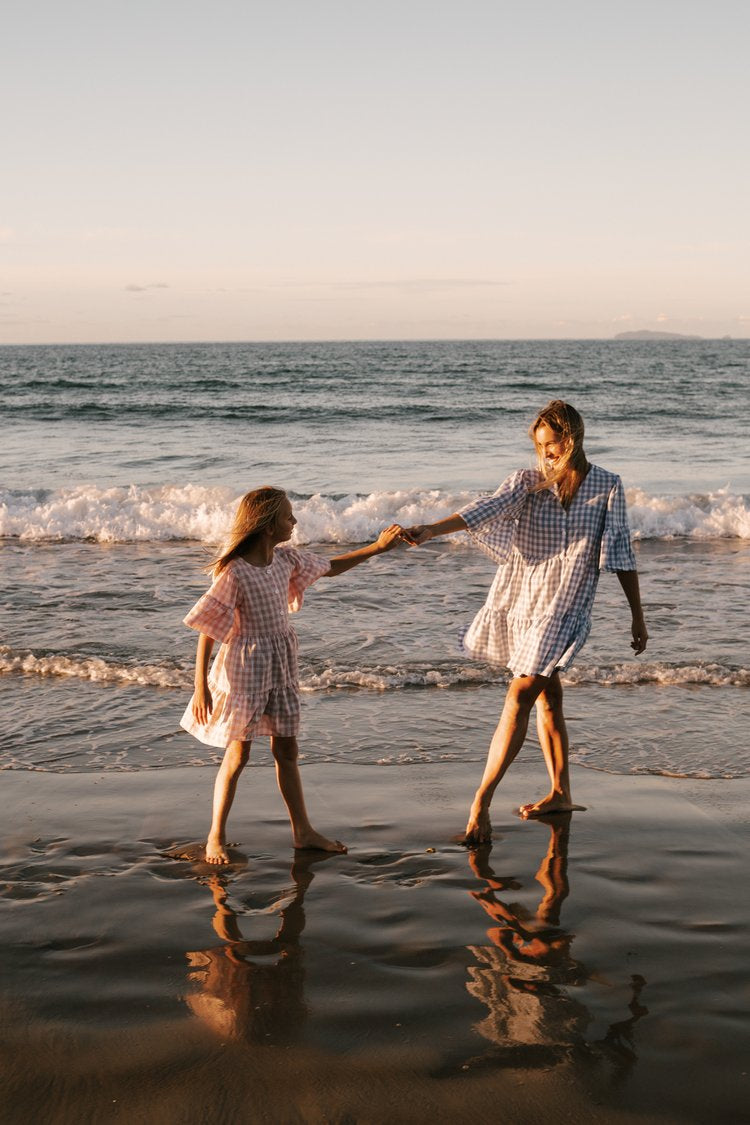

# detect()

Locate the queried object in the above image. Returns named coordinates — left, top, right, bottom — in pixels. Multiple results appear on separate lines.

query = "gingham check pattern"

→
left=458, top=465, right=636, bottom=677
left=180, top=547, right=330, bottom=746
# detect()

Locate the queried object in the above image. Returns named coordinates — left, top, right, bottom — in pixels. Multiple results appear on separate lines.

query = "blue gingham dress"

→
left=458, top=465, right=636, bottom=677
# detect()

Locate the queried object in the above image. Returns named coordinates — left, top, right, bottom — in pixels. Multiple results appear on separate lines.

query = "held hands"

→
left=192, top=682, right=213, bottom=725
left=401, top=524, right=434, bottom=546
left=630, top=616, right=648, bottom=655
left=375, top=524, right=418, bottom=552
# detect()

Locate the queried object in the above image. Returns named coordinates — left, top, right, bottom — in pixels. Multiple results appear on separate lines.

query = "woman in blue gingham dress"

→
left=404, top=401, right=648, bottom=845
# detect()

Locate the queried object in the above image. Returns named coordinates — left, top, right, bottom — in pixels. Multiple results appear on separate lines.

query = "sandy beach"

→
left=1, top=759, right=747, bottom=1124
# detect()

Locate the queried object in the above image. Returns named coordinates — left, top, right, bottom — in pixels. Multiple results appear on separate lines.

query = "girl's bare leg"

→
left=520, top=673, right=584, bottom=817
left=464, top=675, right=548, bottom=845
left=206, top=739, right=251, bottom=864
left=271, top=736, right=347, bottom=853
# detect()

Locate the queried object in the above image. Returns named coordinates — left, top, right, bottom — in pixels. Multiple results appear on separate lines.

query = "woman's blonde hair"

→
left=207, top=486, right=288, bottom=576
left=529, top=400, right=587, bottom=495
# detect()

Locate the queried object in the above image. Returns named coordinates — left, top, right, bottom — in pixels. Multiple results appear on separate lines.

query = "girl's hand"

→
left=404, top=524, right=434, bottom=546
left=192, top=683, right=213, bottom=725
left=630, top=616, right=648, bottom=655
left=376, top=524, right=412, bottom=552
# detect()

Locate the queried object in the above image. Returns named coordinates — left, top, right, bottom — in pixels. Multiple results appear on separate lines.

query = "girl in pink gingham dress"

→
left=181, top=486, right=406, bottom=864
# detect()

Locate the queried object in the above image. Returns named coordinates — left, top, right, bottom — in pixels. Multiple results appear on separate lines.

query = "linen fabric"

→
left=458, top=465, right=636, bottom=677
left=179, top=547, right=330, bottom=747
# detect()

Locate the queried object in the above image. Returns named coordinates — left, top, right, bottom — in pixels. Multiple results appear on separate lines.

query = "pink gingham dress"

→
left=180, top=547, right=330, bottom=747
left=458, top=465, right=636, bottom=677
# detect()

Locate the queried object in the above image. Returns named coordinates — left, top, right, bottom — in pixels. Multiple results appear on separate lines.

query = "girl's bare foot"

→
left=463, top=803, right=492, bottom=846
left=518, top=793, right=586, bottom=818
left=293, top=829, right=347, bottom=853
left=205, top=836, right=230, bottom=864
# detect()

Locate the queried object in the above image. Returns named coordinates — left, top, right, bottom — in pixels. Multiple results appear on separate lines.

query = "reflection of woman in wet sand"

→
left=403, top=401, right=647, bottom=843
left=465, top=816, right=647, bottom=1069
left=185, top=854, right=326, bottom=1045
left=466, top=816, right=588, bottom=1059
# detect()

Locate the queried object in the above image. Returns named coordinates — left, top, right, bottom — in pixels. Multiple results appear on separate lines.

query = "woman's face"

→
left=534, top=423, right=567, bottom=473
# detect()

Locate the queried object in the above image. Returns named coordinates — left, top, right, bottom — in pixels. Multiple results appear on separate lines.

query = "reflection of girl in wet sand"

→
left=184, top=854, right=325, bottom=1045
left=403, top=401, right=648, bottom=843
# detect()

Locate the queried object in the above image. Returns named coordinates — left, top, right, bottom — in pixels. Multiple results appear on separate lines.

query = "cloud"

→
left=328, top=278, right=512, bottom=294
left=0, top=317, right=49, bottom=326
left=0, top=227, right=14, bottom=243
left=125, top=283, right=169, bottom=293
left=84, top=227, right=138, bottom=242
left=655, top=312, right=669, bottom=323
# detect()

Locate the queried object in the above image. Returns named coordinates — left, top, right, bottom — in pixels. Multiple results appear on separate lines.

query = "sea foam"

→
left=2, top=647, right=746, bottom=690
left=1, top=484, right=748, bottom=543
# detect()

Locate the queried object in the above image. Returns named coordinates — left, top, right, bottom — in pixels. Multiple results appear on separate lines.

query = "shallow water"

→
left=1, top=340, right=749, bottom=780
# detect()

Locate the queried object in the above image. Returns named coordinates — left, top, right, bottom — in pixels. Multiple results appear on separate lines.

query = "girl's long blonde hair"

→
left=529, top=400, right=588, bottom=501
left=207, top=486, right=288, bottom=576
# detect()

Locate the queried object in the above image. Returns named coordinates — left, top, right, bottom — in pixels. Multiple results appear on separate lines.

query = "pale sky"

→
left=2, top=0, right=748, bottom=343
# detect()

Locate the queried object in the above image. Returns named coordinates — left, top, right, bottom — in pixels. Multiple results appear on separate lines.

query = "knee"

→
left=508, top=677, right=545, bottom=713
left=538, top=680, right=564, bottom=715
left=272, top=737, right=298, bottom=765
left=225, top=741, right=250, bottom=772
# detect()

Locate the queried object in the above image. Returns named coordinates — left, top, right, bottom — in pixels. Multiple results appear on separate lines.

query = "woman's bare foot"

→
left=463, top=803, right=492, bottom=846
left=293, top=829, right=347, bottom=854
left=518, top=792, right=586, bottom=819
left=205, top=836, right=230, bottom=864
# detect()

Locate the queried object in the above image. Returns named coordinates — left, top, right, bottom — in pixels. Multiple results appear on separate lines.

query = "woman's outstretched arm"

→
left=405, top=514, right=468, bottom=545
left=617, top=570, right=648, bottom=654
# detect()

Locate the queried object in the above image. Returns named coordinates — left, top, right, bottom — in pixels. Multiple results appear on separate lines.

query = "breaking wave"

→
left=1, top=484, right=749, bottom=543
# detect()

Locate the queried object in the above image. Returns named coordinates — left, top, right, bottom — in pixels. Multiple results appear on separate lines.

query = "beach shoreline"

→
left=2, top=762, right=748, bottom=1123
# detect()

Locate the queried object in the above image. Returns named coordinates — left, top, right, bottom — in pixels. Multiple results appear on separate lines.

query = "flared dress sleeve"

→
left=183, top=565, right=239, bottom=642
left=458, top=470, right=534, bottom=566
left=281, top=548, right=332, bottom=612
left=599, top=476, right=637, bottom=571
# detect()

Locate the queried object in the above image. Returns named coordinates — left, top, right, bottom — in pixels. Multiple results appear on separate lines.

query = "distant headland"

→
left=614, top=330, right=706, bottom=340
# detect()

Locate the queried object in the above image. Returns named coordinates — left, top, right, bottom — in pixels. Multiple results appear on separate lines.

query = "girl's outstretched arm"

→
left=192, top=633, right=215, bottom=723
left=405, top=513, right=468, bottom=545
left=325, top=524, right=409, bottom=579
left=616, top=570, right=648, bottom=654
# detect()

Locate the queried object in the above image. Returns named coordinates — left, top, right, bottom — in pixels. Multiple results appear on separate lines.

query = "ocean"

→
left=2, top=339, right=748, bottom=782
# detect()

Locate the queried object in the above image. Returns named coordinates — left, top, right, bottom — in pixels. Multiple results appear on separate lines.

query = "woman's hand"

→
left=192, top=682, right=213, bottom=725
left=630, top=615, right=648, bottom=655
left=403, top=524, right=434, bottom=546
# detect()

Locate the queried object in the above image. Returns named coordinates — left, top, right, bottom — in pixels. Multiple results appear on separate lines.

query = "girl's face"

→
left=273, top=497, right=297, bottom=543
left=534, top=423, right=567, bottom=473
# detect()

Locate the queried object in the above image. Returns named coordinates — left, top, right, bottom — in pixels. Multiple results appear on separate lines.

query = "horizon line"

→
left=1, top=335, right=746, bottom=348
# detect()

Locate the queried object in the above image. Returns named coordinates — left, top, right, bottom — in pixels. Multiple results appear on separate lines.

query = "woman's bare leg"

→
left=520, top=673, right=584, bottom=817
left=464, top=675, right=548, bottom=845
left=206, top=740, right=251, bottom=864
left=271, top=736, right=347, bottom=853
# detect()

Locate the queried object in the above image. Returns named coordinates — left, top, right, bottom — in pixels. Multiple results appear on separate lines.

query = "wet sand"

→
left=1, top=761, right=748, bottom=1124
